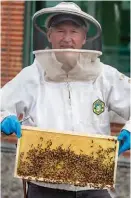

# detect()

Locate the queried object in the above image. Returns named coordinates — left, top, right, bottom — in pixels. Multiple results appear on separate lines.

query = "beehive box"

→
left=14, top=126, right=119, bottom=189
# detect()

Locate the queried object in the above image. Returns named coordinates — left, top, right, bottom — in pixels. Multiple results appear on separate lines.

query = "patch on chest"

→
left=93, top=99, right=105, bottom=115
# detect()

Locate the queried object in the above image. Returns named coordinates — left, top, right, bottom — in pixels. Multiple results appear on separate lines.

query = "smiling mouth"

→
left=60, top=46, right=74, bottom=49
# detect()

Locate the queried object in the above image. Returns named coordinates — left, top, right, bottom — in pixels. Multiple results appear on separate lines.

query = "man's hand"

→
left=117, top=129, right=130, bottom=155
left=1, top=115, right=21, bottom=138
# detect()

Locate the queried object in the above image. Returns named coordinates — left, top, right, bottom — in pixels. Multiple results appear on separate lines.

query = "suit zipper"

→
left=66, top=75, right=74, bottom=131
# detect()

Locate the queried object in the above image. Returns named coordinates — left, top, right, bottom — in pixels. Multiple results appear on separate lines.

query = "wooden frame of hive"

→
left=14, top=126, right=119, bottom=189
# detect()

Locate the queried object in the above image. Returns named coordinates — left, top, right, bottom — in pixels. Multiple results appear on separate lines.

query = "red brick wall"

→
left=1, top=1, right=25, bottom=87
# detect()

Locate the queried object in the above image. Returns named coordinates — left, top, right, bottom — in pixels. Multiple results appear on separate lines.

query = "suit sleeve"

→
left=107, top=69, right=130, bottom=132
left=0, top=68, right=34, bottom=122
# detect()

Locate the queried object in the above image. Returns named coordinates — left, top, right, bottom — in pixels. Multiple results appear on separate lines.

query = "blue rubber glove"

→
left=117, top=129, right=130, bottom=155
left=1, top=115, right=21, bottom=138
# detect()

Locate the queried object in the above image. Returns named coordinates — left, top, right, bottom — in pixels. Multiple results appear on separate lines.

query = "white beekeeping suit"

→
left=1, top=2, right=130, bottom=197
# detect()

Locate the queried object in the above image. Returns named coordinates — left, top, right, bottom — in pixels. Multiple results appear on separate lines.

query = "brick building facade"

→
left=1, top=1, right=25, bottom=87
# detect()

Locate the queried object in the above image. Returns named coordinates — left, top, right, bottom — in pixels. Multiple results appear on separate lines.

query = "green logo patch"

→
left=93, top=99, right=105, bottom=115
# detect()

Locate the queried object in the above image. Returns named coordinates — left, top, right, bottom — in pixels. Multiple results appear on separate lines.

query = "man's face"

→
left=47, top=21, right=86, bottom=49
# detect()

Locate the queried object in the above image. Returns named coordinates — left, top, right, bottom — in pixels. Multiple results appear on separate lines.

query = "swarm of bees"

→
left=17, top=137, right=117, bottom=189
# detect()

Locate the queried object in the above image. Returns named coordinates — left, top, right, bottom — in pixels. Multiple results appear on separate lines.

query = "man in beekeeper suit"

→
left=1, top=2, right=130, bottom=198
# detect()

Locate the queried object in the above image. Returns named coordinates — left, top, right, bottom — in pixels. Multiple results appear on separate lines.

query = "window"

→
left=95, top=1, right=130, bottom=76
